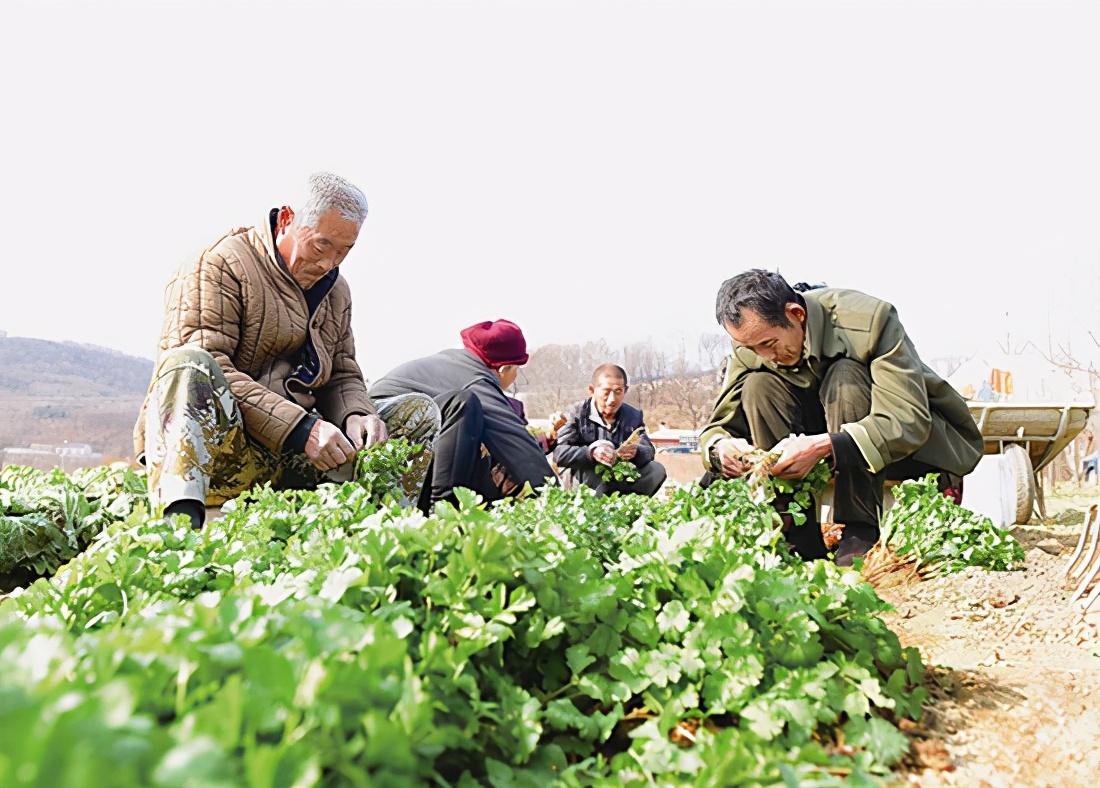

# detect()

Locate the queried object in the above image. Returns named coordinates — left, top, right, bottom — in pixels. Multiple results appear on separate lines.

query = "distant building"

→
left=1, top=442, right=103, bottom=472
left=648, top=427, right=701, bottom=453
left=0, top=329, right=7, bottom=338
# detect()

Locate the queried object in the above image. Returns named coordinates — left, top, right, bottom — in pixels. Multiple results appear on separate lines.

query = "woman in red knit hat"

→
left=370, top=319, right=556, bottom=512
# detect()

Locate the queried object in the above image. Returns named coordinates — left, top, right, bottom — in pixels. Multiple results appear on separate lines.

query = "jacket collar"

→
left=459, top=349, right=505, bottom=392
left=802, top=295, right=827, bottom=362
left=588, top=398, right=614, bottom=429
left=256, top=208, right=305, bottom=294
left=260, top=209, right=284, bottom=271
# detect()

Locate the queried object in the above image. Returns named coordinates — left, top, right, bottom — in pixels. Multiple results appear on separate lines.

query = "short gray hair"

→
left=292, top=171, right=368, bottom=229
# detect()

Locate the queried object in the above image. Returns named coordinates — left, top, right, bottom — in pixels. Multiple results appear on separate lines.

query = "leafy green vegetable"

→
left=767, top=459, right=832, bottom=526
left=879, top=475, right=1025, bottom=574
left=0, top=443, right=924, bottom=786
left=0, top=464, right=146, bottom=580
left=353, top=437, right=425, bottom=502
left=594, top=460, right=641, bottom=484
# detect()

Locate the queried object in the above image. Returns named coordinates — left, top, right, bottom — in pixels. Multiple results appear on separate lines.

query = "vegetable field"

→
left=1, top=443, right=1085, bottom=787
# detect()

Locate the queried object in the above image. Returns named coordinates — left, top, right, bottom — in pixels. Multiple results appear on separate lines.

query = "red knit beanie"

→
left=460, top=319, right=529, bottom=368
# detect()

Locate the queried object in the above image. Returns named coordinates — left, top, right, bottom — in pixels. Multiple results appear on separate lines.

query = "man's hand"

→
left=770, top=433, right=833, bottom=479
left=305, top=419, right=356, bottom=471
left=617, top=443, right=638, bottom=461
left=590, top=440, right=616, bottom=466
left=345, top=413, right=388, bottom=451
left=549, top=411, right=568, bottom=438
left=715, top=437, right=755, bottom=478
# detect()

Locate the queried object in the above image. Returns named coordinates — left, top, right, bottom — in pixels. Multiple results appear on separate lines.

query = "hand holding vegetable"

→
left=617, top=443, right=638, bottom=461
left=306, top=419, right=355, bottom=471
left=590, top=440, right=616, bottom=466
left=715, top=437, right=755, bottom=479
left=548, top=411, right=568, bottom=437
left=345, top=413, right=388, bottom=451
left=770, top=433, right=833, bottom=479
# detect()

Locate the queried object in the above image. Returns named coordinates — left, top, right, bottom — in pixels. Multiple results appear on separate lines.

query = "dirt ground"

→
left=881, top=486, right=1100, bottom=786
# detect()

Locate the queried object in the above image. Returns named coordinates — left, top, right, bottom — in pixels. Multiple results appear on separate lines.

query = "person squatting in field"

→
left=369, top=319, right=557, bottom=513
left=700, top=269, right=984, bottom=565
left=135, top=173, right=439, bottom=529
left=553, top=364, right=666, bottom=497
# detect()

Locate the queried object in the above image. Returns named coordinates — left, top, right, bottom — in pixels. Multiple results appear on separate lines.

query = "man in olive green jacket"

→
left=701, top=270, right=983, bottom=564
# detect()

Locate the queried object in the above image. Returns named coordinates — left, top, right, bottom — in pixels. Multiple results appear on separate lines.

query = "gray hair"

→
left=292, top=172, right=368, bottom=229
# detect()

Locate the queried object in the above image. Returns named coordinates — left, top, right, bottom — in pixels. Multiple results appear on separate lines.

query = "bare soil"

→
left=882, top=490, right=1100, bottom=786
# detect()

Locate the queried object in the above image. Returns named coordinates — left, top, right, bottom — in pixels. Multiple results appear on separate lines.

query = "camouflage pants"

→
left=144, top=347, right=440, bottom=508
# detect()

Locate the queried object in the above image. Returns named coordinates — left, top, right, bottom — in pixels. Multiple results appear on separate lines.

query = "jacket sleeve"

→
left=166, top=253, right=308, bottom=453
left=472, top=380, right=557, bottom=490
left=839, top=303, right=932, bottom=473
left=552, top=405, right=595, bottom=470
left=631, top=411, right=656, bottom=467
left=698, top=354, right=749, bottom=473
left=314, top=298, right=377, bottom=428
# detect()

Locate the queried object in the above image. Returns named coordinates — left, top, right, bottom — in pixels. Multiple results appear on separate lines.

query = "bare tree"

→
left=623, top=341, right=668, bottom=412
left=656, top=340, right=720, bottom=428
left=927, top=355, right=967, bottom=380
left=1034, top=336, right=1100, bottom=488
left=698, top=332, right=730, bottom=385
left=523, top=340, right=623, bottom=416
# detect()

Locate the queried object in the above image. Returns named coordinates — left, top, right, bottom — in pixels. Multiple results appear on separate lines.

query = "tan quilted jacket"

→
left=133, top=210, right=375, bottom=456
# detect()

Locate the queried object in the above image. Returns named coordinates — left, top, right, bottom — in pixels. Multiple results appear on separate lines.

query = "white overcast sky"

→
left=2, top=0, right=1098, bottom=382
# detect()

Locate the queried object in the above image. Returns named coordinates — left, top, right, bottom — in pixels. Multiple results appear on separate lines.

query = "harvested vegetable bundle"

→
left=733, top=446, right=832, bottom=527
left=596, top=459, right=642, bottom=483
left=595, top=427, right=647, bottom=484
left=862, top=475, right=1024, bottom=587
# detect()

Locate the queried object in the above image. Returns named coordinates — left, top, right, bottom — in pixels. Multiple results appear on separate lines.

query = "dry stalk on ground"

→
left=860, top=542, right=943, bottom=589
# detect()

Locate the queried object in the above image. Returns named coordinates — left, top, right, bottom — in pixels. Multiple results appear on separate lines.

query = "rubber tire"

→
left=1004, top=444, right=1035, bottom=525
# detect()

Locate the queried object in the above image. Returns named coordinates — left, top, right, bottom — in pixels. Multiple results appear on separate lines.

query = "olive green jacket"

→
left=700, top=288, right=983, bottom=477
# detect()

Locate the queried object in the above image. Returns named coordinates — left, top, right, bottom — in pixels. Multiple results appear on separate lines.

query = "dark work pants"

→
left=417, top=390, right=499, bottom=513
left=728, top=360, right=945, bottom=557
left=574, top=460, right=667, bottom=497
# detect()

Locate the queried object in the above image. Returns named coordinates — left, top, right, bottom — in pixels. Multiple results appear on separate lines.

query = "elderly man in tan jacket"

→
left=135, top=172, right=438, bottom=528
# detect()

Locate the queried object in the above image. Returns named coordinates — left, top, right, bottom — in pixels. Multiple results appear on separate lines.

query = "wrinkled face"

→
left=276, top=207, right=362, bottom=290
left=589, top=373, right=628, bottom=421
left=723, top=304, right=806, bottom=367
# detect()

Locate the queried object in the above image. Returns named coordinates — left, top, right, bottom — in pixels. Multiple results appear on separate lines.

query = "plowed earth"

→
left=882, top=496, right=1100, bottom=787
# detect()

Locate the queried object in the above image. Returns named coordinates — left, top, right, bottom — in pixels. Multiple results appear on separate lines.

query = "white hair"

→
left=292, top=171, right=368, bottom=229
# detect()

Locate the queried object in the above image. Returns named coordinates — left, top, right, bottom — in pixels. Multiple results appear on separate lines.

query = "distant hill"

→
left=0, top=337, right=152, bottom=397
left=0, top=337, right=153, bottom=460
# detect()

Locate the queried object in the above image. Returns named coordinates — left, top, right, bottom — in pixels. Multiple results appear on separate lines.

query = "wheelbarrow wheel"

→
left=1004, top=444, right=1035, bottom=525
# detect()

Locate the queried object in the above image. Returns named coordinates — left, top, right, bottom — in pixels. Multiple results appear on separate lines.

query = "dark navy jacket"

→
left=370, top=349, right=554, bottom=490
left=553, top=399, right=656, bottom=471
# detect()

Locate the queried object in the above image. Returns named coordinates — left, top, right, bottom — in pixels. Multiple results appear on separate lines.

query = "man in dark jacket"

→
left=370, top=319, right=556, bottom=512
left=701, top=270, right=984, bottom=564
left=553, top=364, right=666, bottom=496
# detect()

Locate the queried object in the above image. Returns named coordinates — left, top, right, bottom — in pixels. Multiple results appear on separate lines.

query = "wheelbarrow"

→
left=967, top=402, right=1094, bottom=525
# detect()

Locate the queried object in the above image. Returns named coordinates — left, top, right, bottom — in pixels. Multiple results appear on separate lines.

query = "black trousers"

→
left=573, top=460, right=667, bottom=497
left=417, top=390, right=500, bottom=513
left=712, top=359, right=948, bottom=558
